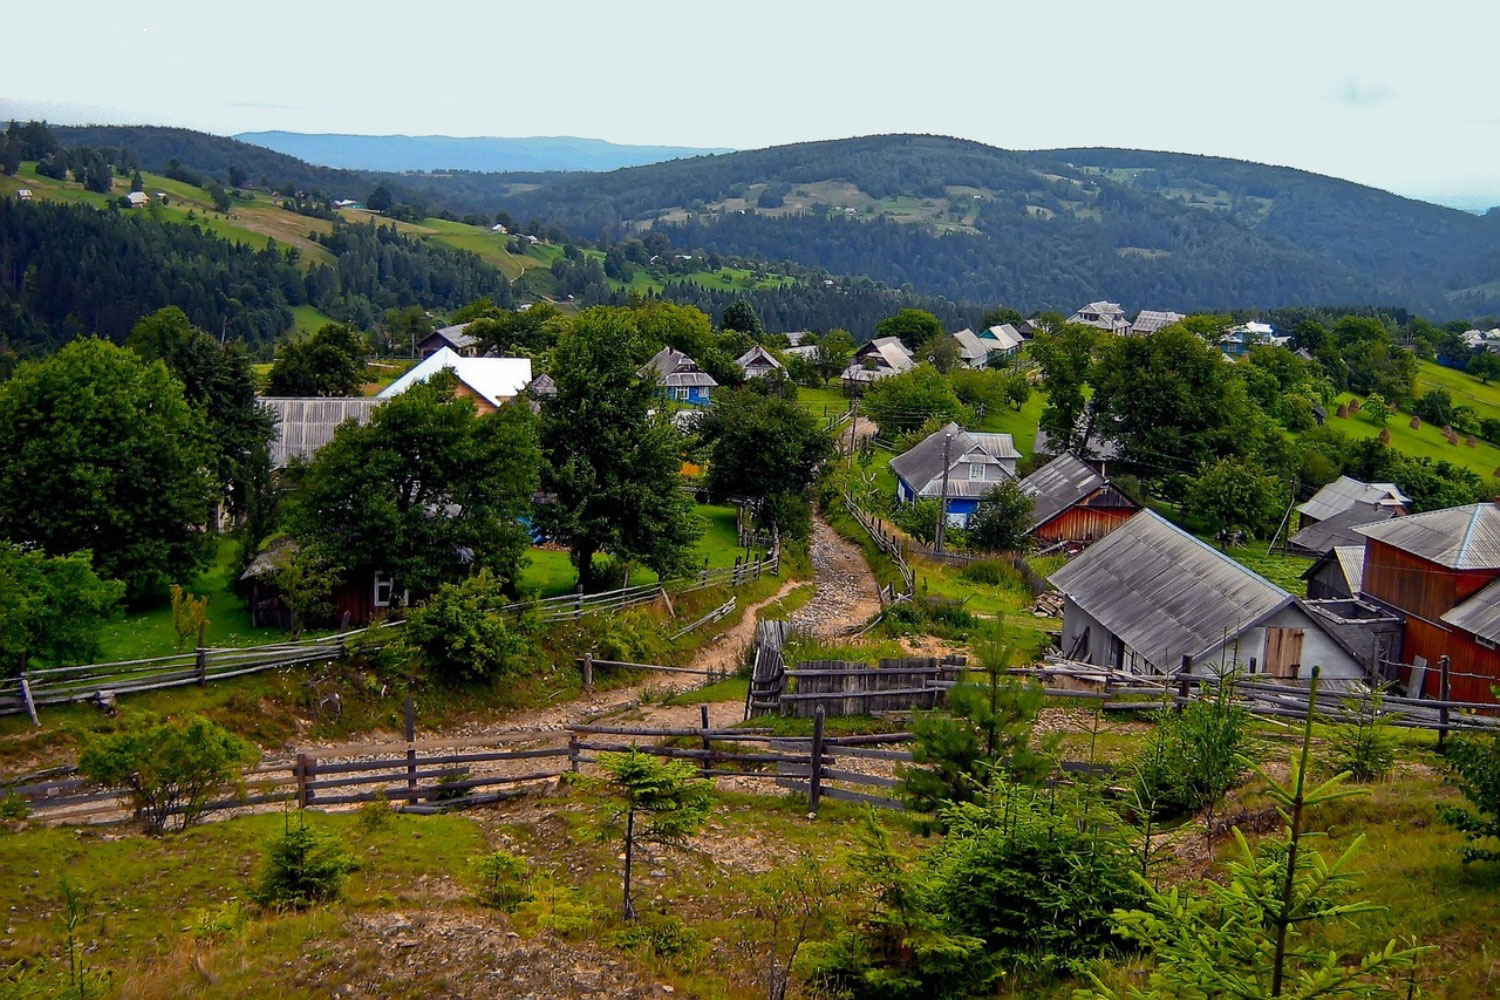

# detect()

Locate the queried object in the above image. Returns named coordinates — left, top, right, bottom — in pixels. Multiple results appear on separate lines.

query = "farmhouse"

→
left=125, top=191, right=149, bottom=208
left=332, top=199, right=363, bottom=210
left=1018, top=452, right=1139, bottom=547
left=417, top=323, right=479, bottom=358
left=735, top=345, right=784, bottom=379
left=1050, top=510, right=1369, bottom=680
left=1354, top=502, right=1500, bottom=701
left=14, top=189, right=31, bottom=201
left=841, top=337, right=914, bottom=387
left=1068, top=301, right=1130, bottom=334
left=1217, top=321, right=1277, bottom=356
left=888, top=423, right=1019, bottom=527
left=949, top=328, right=994, bottom=369
left=241, top=538, right=401, bottom=630
left=257, top=396, right=382, bottom=470
left=378, top=347, right=532, bottom=414
left=640, top=346, right=717, bottom=405
left=1130, top=309, right=1184, bottom=336
left=980, top=323, right=1025, bottom=357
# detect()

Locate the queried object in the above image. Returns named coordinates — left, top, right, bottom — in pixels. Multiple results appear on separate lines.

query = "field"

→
left=1414, top=358, right=1500, bottom=413
left=1326, top=391, right=1500, bottom=480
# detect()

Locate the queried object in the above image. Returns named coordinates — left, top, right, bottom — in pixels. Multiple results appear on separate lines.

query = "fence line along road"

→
left=1, top=545, right=780, bottom=722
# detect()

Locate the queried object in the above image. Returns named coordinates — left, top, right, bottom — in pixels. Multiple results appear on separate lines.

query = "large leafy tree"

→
left=1188, top=459, right=1289, bottom=545
left=876, top=308, right=944, bottom=351
left=285, top=375, right=539, bottom=601
left=1029, top=324, right=1098, bottom=454
left=537, top=308, right=702, bottom=591
left=0, top=543, right=123, bottom=666
left=721, top=299, right=764, bottom=339
left=0, top=339, right=215, bottom=601
left=967, top=480, right=1034, bottom=553
left=468, top=303, right=566, bottom=357
left=699, top=387, right=833, bottom=541
left=862, top=365, right=966, bottom=436
left=265, top=323, right=369, bottom=397
left=127, top=307, right=276, bottom=519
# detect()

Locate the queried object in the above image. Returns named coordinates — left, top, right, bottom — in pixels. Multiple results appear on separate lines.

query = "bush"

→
left=612, top=914, right=704, bottom=965
left=403, top=570, right=540, bottom=684
left=1131, top=685, right=1250, bottom=824
left=518, top=881, right=598, bottom=936
left=1440, top=733, right=1500, bottom=864
left=472, top=850, right=533, bottom=911
left=77, top=714, right=257, bottom=834
left=958, top=557, right=1024, bottom=588
left=891, top=497, right=943, bottom=544
left=251, top=813, right=356, bottom=909
left=0, top=792, right=28, bottom=821
left=1329, top=686, right=1397, bottom=782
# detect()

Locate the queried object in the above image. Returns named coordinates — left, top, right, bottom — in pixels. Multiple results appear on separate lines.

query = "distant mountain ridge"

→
left=233, top=131, right=734, bottom=173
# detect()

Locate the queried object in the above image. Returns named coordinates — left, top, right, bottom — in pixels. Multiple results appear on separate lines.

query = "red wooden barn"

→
left=1354, top=503, right=1500, bottom=701
left=1019, top=451, right=1140, bottom=547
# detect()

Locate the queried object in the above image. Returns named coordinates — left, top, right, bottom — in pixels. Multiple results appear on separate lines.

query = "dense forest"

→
left=0, top=199, right=509, bottom=351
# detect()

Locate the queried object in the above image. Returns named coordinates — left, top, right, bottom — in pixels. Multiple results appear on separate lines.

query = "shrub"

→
left=958, top=557, right=1024, bottom=588
left=251, top=813, right=356, bottom=909
left=612, top=914, right=704, bottom=965
left=471, top=850, right=533, bottom=911
left=77, top=714, right=257, bottom=834
left=355, top=794, right=393, bottom=835
left=0, top=792, right=28, bottom=821
left=1131, top=683, right=1250, bottom=829
left=518, top=881, right=598, bottom=936
left=402, top=570, right=539, bottom=684
left=891, top=497, right=943, bottom=545
left=1440, top=733, right=1500, bottom=864
left=1329, top=686, right=1397, bottom=782
left=966, top=480, right=1033, bottom=553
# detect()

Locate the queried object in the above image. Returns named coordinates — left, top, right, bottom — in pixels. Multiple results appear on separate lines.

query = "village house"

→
left=241, top=538, right=402, bottom=630
left=1286, top=476, right=1409, bottom=556
left=782, top=331, right=812, bottom=347
left=1461, top=328, right=1500, bottom=353
left=888, top=423, right=1020, bottom=527
left=125, top=191, right=150, bottom=208
left=1130, top=309, right=1184, bottom=336
left=491, top=223, right=508, bottom=233
left=979, top=323, right=1025, bottom=358
left=735, top=345, right=785, bottom=379
left=332, top=198, right=363, bottom=210
left=1217, top=321, right=1277, bottom=357
left=1067, top=301, right=1130, bottom=334
left=949, top=328, right=995, bottom=369
left=378, top=347, right=532, bottom=414
left=640, top=346, right=717, bottom=405
left=1050, top=510, right=1369, bottom=680
left=1353, top=502, right=1500, bottom=701
left=1031, top=403, right=1121, bottom=463
left=257, top=396, right=382, bottom=470
left=841, top=336, right=914, bottom=387
left=417, top=322, right=480, bottom=358
left=14, top=189, right=32, bottom=201
left=1018, top=452, right=1139, bottom=547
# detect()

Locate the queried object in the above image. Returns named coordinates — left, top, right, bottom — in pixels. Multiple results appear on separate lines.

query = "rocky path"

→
left=788, top=516, right=883, bottom=639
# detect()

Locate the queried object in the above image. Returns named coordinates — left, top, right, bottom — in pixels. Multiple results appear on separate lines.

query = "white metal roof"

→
left=378, top=347, right=532, bottom=407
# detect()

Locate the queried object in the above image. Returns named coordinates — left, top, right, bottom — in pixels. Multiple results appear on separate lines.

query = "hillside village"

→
left=7, top=116, right=1500, bottom=1000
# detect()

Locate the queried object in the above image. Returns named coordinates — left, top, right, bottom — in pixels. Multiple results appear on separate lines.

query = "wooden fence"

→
left=747, top=620, right=791, bottom=719
left=780, top=656, right=967, bottom=717
left=841, top=493, right=914, bottom=605
left=1, top=545, right=780, bottom=721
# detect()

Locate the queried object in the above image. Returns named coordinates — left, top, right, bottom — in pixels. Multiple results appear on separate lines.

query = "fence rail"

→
left=841, top=493, right=913, bottom=604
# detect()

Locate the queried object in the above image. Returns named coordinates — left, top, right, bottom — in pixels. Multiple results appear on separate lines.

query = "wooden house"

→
left=1067, top=301, right=1129, bottom=334
left=1018, top=452, right=1138, bottom=546
left=734, top=345, right=784, bottom=379
left=1354, top=503, right=1500, bottom=700
left=241, top=539, right=402, bottom=629
left=841, top=337, right=914, bottom=388
left=888, top=423, right=1019, bottom=527
left=378, top=347, right=532, bottom=414
left=1129, top=310, right=1184, bottom=336
left=417, top=323, right=479, bottom=358
left=1049, top=510, right=1369, bottom=680
left=979, top=323, right=1025, bottom=358
left=640, top=346, right=717, bottom=405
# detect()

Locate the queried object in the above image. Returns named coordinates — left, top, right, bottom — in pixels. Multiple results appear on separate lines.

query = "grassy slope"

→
left=1414, top=358, right=1500, bottom=412
left=1326, top=394, right=1500, bottom=480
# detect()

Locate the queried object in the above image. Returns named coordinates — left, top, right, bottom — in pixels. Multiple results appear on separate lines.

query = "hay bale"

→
left=1336, top=403, right=1350, bottom=419
left=1467, top=435, right=1478, bottom=448
left=1379, top=428, right=1392, bottom=444
left=1410, top=416, right=1421, bottom=429
left=1349, top=398, right=1363, bottom=411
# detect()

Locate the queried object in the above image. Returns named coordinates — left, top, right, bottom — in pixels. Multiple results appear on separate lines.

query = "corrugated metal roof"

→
left=889, top=423, right=1018, bottom=498
left=425, top=322, right=476, bottom=350
left=1296, top=475, right=1409, bottom=522
left=1335, top=545, right=1366, bottom=593
left=982, top=324, right=1025, bottom=351
left=1048, top=510, right=1293, bottom=669
left=380, top=347, right=533, bottom=406
left=735, top=345, right=784, bottom=372
left=1130, top=310, right=1184, bottom=335
left=1020, top=452, right=1107, bottom=529
left=259, top=396, right=381, bottom=469
left=1288, top=502, right=1397, bottom=554
left=1355, top=503, right=1500, bottom=570
left=640, top=347, right=719, bottom=389
left=950, top=329, right=990, bottom=363
left=854, top=338, right=915, bottom=373
left=1442, top=578, right=1500, bottom=643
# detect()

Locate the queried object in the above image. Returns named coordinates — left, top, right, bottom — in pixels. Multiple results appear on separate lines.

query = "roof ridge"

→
left=1139, top=508, right=1290, bottom=597
left=1456, top=503, right=1487, bottom=567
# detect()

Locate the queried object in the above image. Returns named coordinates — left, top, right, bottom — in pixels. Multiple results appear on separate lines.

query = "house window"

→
left=373, top=572, right=396, bottom=608
left=968, top=463, right=984, bottom=480
left=1479, top=636, right=1498, bottom=651
left=674, top=387, right=690, bottom=401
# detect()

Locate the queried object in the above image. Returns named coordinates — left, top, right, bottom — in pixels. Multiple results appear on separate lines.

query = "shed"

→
left=1302, top=545, right=1366, bottom=600
left=1019, top=452, right=1138, bottom=545
left=1049, top=510, right=1367, bottom=679
left=418, top=323, right=479, bottom=358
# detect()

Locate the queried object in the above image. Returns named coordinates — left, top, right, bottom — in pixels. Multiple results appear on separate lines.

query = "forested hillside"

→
left=234, top=131, right=733, bottom=172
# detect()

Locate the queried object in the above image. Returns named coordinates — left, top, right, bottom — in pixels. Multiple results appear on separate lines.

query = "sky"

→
left=4, top=0, right=1498, bottom=210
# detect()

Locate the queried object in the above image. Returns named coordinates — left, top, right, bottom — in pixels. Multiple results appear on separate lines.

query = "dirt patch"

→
left=786, top=517, right=883, bottom=638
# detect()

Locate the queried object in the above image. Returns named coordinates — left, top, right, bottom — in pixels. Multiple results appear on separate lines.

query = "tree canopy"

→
left=266, top=323, right=369, bottom=397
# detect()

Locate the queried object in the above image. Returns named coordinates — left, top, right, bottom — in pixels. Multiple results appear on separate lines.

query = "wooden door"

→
left=1263, top=627, right=1305, bottom=679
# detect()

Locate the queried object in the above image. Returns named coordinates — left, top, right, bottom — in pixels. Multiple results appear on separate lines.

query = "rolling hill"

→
left=234, top=132, right=734, bottom=173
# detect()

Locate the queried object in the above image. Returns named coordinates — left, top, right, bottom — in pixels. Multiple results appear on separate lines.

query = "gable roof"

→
left=950, top=328, right=992, bottom=364
left=1355, top=503, right=1500, bottom=570
left=422, top=322, right=476, bottom=351
left=735, top=345, right=784, bottom=372
left=888, top=423, right=1019, bottom=498
left=1443, top=578, right=1500, bottom=644
left=1131, top=310, right=1184, bottom=335
left=1296, top=476, right=1409, bottom=522
left=640, top=346, right=719, bottom=388
left=378, top=347, right=532, bottom=406
left=258, top=396, right=382, bottom=469
left=1287, top=501, right=1399, bottom=555
left=853, top=337, right=915, bottom=372
left=1049, top=509, right=1293, bottom=669
left=982, top=324, right=1025, bottom=351
left=1020, top=452, right=1132, bottom=531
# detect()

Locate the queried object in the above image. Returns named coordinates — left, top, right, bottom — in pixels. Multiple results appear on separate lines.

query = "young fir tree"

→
left=597, top=750, right=712, bottom=919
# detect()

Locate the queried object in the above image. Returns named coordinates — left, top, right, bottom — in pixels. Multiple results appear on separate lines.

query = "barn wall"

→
left=1361, top=540, right=1499, bottom=621
left=1402, top=618, right=1500, bottom=702
left=1035, top=505, right=1134, bottom=545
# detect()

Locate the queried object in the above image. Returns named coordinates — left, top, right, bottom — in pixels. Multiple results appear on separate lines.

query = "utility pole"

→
left=934, top=432, right=953, bottom=553
left=846, top=396, right=859, bottom=469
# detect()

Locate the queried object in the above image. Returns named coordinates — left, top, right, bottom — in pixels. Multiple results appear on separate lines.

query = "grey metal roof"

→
left=423, top=323, right=476, bottom=351
left=1296, top=476, right=1409, bottom=522
left=525, top=373, right=557, bottom=396
left=1442, top=579, right=1500, bottom=644
left=1021, top=452, right=1107, bottom=529
left=853, top=337, right=915, bottom=372
left=1032, top=404, right=1121, bottom=461
left=888, top=423, right=1018, bottom=497
left=1287, top=502, right=1398, bottom=555
left=1131, top=310, right=1184, bottom=335
left=641, top=346, right=719, bottom=388
left=950, top=328, right=991, bottom=364
left=1355, top=503, right=1500, bottom=570
left=735, top=345, right=784, bottom=373
left=982, top=324, right=1025, bottom=351
left=1049, top=509, right=1293, bottom=669
left=1300, top=545, right=1366, bottom=595
left=259, top=396, right=381, bottom=469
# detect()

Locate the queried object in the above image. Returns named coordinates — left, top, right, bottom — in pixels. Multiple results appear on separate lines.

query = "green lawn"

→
left=974, top=388, right=1044, bottom=448
left=291, top=303, right=337, bottom=335
left=1414, top=358, right=1500, bottom=413
left=1324, top=392, right=1500, bottom=481
left=1197, top=535, right=1314, bottom=592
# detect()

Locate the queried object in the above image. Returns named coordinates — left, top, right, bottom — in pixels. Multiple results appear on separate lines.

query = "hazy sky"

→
left=4, top=0, right=1497, bottom=209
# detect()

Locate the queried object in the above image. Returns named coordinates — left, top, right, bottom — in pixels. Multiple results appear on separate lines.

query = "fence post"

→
left=17, top=651, right=39, bottom=728
left=195, top=620, right=208, bottom=686
left=700, top=704, right=713, bottom=779
left=1438, top=655, right=1452, bottom=750
left=1177, top=655, right=1191, bottom=713
left=404, top=696, right=417, bottom=797
left=573, top=584, right=583, bottom=622
left=733, top=556, right=742, bottom=587
left=808, top=706, right=826, bottom=815
left=295, top=753, right=314, bottom=808
left=583, top=652, right=594, bottom=691
left=568, top=732, right=581, bottom=773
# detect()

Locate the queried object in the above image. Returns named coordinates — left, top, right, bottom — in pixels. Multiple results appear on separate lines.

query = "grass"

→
left=1325, top=391, right=1500, bottom=482
left=1196, top=535, right=1315, bottom=592
left=1414, top=358, right=1500, bottom=413
left=756, top=582, right=816, bottom=622
left=908, top=555, right=1054, bottom=654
